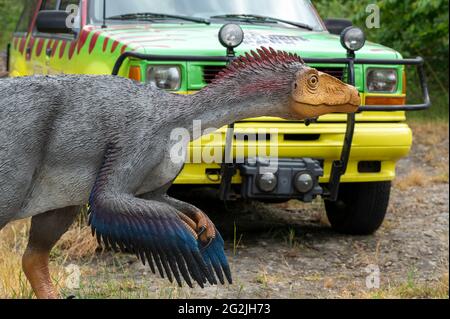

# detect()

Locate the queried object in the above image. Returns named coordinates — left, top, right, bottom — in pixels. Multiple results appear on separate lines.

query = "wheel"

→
left=324, top=182, right=391, bottom=235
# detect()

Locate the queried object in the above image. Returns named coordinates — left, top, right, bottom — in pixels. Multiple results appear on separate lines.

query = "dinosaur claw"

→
left=197, top=226, right=207, bottom=237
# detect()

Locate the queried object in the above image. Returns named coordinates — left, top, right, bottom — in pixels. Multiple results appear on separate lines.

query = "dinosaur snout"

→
left=289, top=69, right=361, bottom=120
left=347, top=85, right=361, bottom=107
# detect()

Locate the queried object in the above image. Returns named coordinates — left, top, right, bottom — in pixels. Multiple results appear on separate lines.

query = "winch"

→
left=239, top=157, right=324, bottom=202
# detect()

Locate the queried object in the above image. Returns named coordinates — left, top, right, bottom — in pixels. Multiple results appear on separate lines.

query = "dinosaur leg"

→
left=22, top=206, right=80, bottom=299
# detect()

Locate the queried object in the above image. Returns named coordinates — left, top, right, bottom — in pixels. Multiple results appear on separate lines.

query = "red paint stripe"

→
left=120, top=45, right=128, bottom=54
left=51, top=40, right=59, bottom=57
left=111, top=40, right=119, bottom=53
left=59, top=40, right=67, bottom=58
left=68, top=41, right=77, bottom=60
left=102, top=38, right=109, bottom=52
left=19, top=37, right=26, bottom=54
left=35, top=38, right=45, bottom=57
left=88, top=31, right=101, bottom=54
left=28, top=37, right=36, bottom=49
left=77, top=29, right=90, bottom=53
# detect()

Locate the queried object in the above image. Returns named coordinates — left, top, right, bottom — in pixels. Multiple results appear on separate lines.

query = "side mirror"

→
left=36, top=10, right=72, bottom=34
left=324, top=19, right=353, bottom=35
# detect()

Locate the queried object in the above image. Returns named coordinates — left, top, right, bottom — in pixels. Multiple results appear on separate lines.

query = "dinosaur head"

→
left=289, top=66, right=360, bottom=119
left=203, top=47, right=360, bottom=122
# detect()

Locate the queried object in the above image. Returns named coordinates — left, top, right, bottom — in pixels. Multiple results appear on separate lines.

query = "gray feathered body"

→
left=0, top=75, right=189, bottom=226
left=0, top=56, right=299, bottom=229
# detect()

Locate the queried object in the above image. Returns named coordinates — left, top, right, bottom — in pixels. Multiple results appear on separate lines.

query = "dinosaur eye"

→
left=308, top=75, right=319, bottom=88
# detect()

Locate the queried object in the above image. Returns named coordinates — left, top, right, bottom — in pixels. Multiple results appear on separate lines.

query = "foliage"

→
left=0, top=0, right=24, bottom=51
left=314, top=0, right=449, bottom=121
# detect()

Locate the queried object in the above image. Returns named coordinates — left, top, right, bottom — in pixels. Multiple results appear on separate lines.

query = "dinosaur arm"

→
left=89, top=190, right=216, bottom=287
left=139, top=186, right=217, bottom=239
left=88, top=143, right=231, bottom=286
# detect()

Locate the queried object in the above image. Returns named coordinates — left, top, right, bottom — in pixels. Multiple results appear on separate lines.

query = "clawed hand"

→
left=179, top=209, right=216, bottom=243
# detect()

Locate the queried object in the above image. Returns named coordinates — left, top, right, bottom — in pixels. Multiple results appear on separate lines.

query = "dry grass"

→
left=0, top=211, right=98, bottom=299
left=409, top=122, right=449, bottom=146
left=412, top=123, right=449, bottom=177
left=394, top=122, right=449, bottom=190
left=0, top=220, right=34, bottom=298
left=394, top=122, right=448, bottom=190
left=394, top=168, right=432, bottom=190
left=55, top=213, right=98, bottom=260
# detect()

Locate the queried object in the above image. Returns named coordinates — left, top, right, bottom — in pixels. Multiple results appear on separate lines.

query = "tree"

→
left=314, top=0, right=449, bottom=119
left=0, top=0, right=24, bottom=50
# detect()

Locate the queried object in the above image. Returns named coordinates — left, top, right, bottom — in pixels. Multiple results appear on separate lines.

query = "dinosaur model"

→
left=0, top=47, right=360, bottom=298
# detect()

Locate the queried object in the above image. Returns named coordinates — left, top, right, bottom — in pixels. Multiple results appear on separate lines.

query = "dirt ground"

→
left=0, top=54, right=448, bottom=298
left=61, top=123, right=449, bottom=299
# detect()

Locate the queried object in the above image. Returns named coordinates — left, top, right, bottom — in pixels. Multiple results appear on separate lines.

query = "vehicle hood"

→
left=90, top=23, right=401, bottom=59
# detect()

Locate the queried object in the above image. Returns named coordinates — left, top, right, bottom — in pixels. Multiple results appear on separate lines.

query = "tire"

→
left=324, top=182, right=391, bottom=235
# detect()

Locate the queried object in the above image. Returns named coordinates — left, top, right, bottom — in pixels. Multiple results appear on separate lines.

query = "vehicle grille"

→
left=202, top=66, right=227, bottom=84
left=317, top=67, right=345, bottom=81
left=202, top=66, right=346, bottom=84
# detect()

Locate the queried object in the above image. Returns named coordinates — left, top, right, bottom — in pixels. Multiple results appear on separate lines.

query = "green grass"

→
left=369, top=271, right=449, bottom=299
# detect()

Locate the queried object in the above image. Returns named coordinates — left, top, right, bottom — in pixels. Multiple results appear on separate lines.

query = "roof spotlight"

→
left=340, top=26, right=366, bottom=52
left=218, top=23, right=244, bottom=56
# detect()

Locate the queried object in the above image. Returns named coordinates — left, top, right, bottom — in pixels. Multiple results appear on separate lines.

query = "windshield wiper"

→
left=107, top=12, right=210, bottom=25
left=210, top=14, right=313, bottom=31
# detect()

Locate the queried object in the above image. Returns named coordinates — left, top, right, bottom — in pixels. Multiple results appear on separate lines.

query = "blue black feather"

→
left=199, top=230, right=233, bottom=285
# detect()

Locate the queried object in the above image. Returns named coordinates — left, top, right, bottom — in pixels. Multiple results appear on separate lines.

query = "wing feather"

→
left=88, top=193, right=225, bottom=287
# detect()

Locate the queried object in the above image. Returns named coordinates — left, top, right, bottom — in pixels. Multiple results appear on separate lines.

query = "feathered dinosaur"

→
left=0, top=47, right=360, bottom=298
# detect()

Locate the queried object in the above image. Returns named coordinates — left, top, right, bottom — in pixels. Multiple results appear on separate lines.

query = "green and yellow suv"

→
left=7, top=0, right=430, bottom=235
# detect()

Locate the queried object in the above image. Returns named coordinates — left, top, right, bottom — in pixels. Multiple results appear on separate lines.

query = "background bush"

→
left=0, top=0, right=23, bottom=50
left=315, top=0, right=448, bottom=121
left=0, top=0, right=448, bottom=120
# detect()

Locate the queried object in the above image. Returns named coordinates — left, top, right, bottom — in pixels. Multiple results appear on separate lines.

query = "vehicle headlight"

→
left=367, top=68, right=398, bottom=93
left=147, top=66, right=181, bottom=90
left=218, top=23, right=244, bottom=49
left=340, top=26, right=365, bottom=52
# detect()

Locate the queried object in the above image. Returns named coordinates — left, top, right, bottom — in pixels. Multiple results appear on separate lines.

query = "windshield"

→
left=88, top=0, right=324, bottom=31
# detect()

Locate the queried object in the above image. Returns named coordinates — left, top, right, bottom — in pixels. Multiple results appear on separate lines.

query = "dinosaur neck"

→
left=177, top=71, right=293, bottom=139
